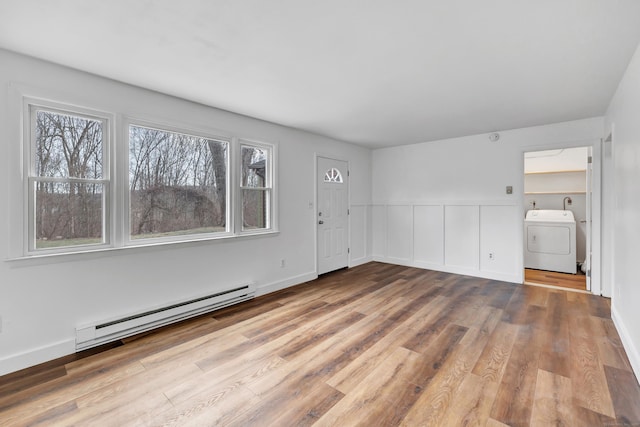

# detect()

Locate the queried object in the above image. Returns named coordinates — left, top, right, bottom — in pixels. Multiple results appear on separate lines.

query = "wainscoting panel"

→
left=444, top=205, right=480, bottom=270
left=413, top=205, right=444, bottom=265
left=371, top=201, right=520, bottom=283
left=479, top=205, right=519, bottom=276
left=371, top=205, right=387, bottom=258
left=386, top=205, right=413, bottom=262
left=349, top=204, right=368, bottom=265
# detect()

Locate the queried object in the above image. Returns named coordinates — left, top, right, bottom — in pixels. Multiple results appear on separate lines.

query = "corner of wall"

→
left=612, top=303, right=640, bottom=385
left=0, top=338, right=76, bottom=377
left=255, top=271, right=318, bottom=297
left=350, top=256, right=373, bottom=268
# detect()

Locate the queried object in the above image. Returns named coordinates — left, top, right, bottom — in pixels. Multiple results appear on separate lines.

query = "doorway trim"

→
left=314, top=153, right=351, bottom=275
left=520, top=138, right=602, bottom=295
left=602, top=125, right=615, bottom=299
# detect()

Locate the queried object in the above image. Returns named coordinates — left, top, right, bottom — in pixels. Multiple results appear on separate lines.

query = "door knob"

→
left=318, top=220, right=324, bottom=225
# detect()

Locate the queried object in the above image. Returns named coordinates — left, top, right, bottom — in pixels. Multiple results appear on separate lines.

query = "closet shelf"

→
left=525, top=191, right=586, bottom=195
left=524, top=169, right=586, bottom=175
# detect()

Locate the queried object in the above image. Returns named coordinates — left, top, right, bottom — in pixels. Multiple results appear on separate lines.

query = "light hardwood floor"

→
left=524, top=268, right=587, bottom=291
left=1, top=262, right=639, bottom=426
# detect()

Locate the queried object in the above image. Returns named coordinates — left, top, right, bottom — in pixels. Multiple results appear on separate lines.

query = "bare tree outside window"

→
left=128, top=125, right=228, bottom=239
left=241, top=145, right=270, bottom=230
left=33, top=110, right=105, bottom=249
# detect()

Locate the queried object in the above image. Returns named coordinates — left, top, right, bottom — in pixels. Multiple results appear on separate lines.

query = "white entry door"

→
left=317, top=157, right=349, bottom=275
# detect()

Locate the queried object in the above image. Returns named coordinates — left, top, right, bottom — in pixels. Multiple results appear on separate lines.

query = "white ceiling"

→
left=1, top=1, right=640, bottom=148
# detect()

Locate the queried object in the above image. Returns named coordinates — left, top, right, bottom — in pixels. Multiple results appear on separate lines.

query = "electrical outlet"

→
left=489, top=253, right=495, bottom=260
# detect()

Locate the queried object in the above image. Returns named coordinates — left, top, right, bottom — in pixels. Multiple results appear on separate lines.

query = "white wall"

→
left=605, top=41, right=640, bottom=382
left=0, top=49, right=372, bottom=375
left=372, top=117, right=603, bottom=285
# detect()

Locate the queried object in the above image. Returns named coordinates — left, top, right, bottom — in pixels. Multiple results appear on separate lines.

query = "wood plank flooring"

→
left=1, top=262, right=639, bottom=426
left=525, top=268, right=587, bottom=291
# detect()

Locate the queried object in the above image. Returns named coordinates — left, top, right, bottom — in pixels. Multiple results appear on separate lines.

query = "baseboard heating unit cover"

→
left=75, top=283, right=255, bottom=351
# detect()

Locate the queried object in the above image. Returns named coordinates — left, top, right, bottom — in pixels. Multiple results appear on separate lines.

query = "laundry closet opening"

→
left=523, top=147, right=591, bottom=292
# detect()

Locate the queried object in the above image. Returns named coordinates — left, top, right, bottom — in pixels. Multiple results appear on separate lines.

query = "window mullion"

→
left=230, top=136, right=240, bottom=235
left=32, top=177, right=109, bottom=184
left=114, top=115, right=128, bottom=248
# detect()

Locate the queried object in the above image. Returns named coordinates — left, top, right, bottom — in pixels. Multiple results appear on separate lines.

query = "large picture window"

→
left=21, top=98, right=276, bottom=256
left=29, top=106, right=109, bottom=252
left=128, top=124, right=229, bottom=241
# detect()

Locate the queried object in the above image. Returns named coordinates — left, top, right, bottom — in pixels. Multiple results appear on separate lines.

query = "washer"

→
left=524, top=209, right=576, bottom=274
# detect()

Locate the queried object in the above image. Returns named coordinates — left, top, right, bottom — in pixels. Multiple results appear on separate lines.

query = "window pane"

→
left=324, top=168, right=343, bottom=183
left=129, top=125, right=228, bottom=239
left=35, top=110, right=103, bottom=179
left=35, top=182, right=104, bottom=249
left=241, top=146, right=267, bottom=188
left=242, top=189, right=268, bottom=230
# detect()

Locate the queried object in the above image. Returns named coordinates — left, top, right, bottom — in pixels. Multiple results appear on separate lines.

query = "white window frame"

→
left=12, top=93, right=278, bottom=259
left=23, top=98, right=114, bottom=256
left=237, top=139, right=276, bottom=234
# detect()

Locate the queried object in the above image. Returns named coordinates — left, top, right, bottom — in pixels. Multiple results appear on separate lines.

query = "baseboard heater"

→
left=75, top=283, right=255, bottom=351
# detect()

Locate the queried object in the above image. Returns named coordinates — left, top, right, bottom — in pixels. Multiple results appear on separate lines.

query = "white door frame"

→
left=602, top=126, right=615, bottom=298
left=314, top=154, right=350, bottom=275
left=520, top=139, right=602, bottom=295
left=586, top=145, right=593, bottom=291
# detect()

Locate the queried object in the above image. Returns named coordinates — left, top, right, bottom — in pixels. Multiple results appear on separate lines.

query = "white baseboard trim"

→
left=611, top=304, right=640, bottom=385
left=350, top=256, right=374, bottom=268
left=256, top=271, right=318, bottom=297
left=371, top=256, right=520, bottom=284
left=0, top=338, right=75, bottom=377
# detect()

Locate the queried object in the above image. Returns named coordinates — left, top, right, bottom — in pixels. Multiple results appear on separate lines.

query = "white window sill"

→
left=5, top=229, right=279, bottom=263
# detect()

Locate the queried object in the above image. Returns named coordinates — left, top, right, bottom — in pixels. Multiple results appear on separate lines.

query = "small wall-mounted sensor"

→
left=506, top=186, right=513, bottom=194
left=489, top=132, right=500, bottom=142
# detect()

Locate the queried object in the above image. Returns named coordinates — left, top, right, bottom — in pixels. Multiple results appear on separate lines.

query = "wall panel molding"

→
left=371, top=201, right=520, bottom=284
left=349, top=204, right=370, bottom=267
